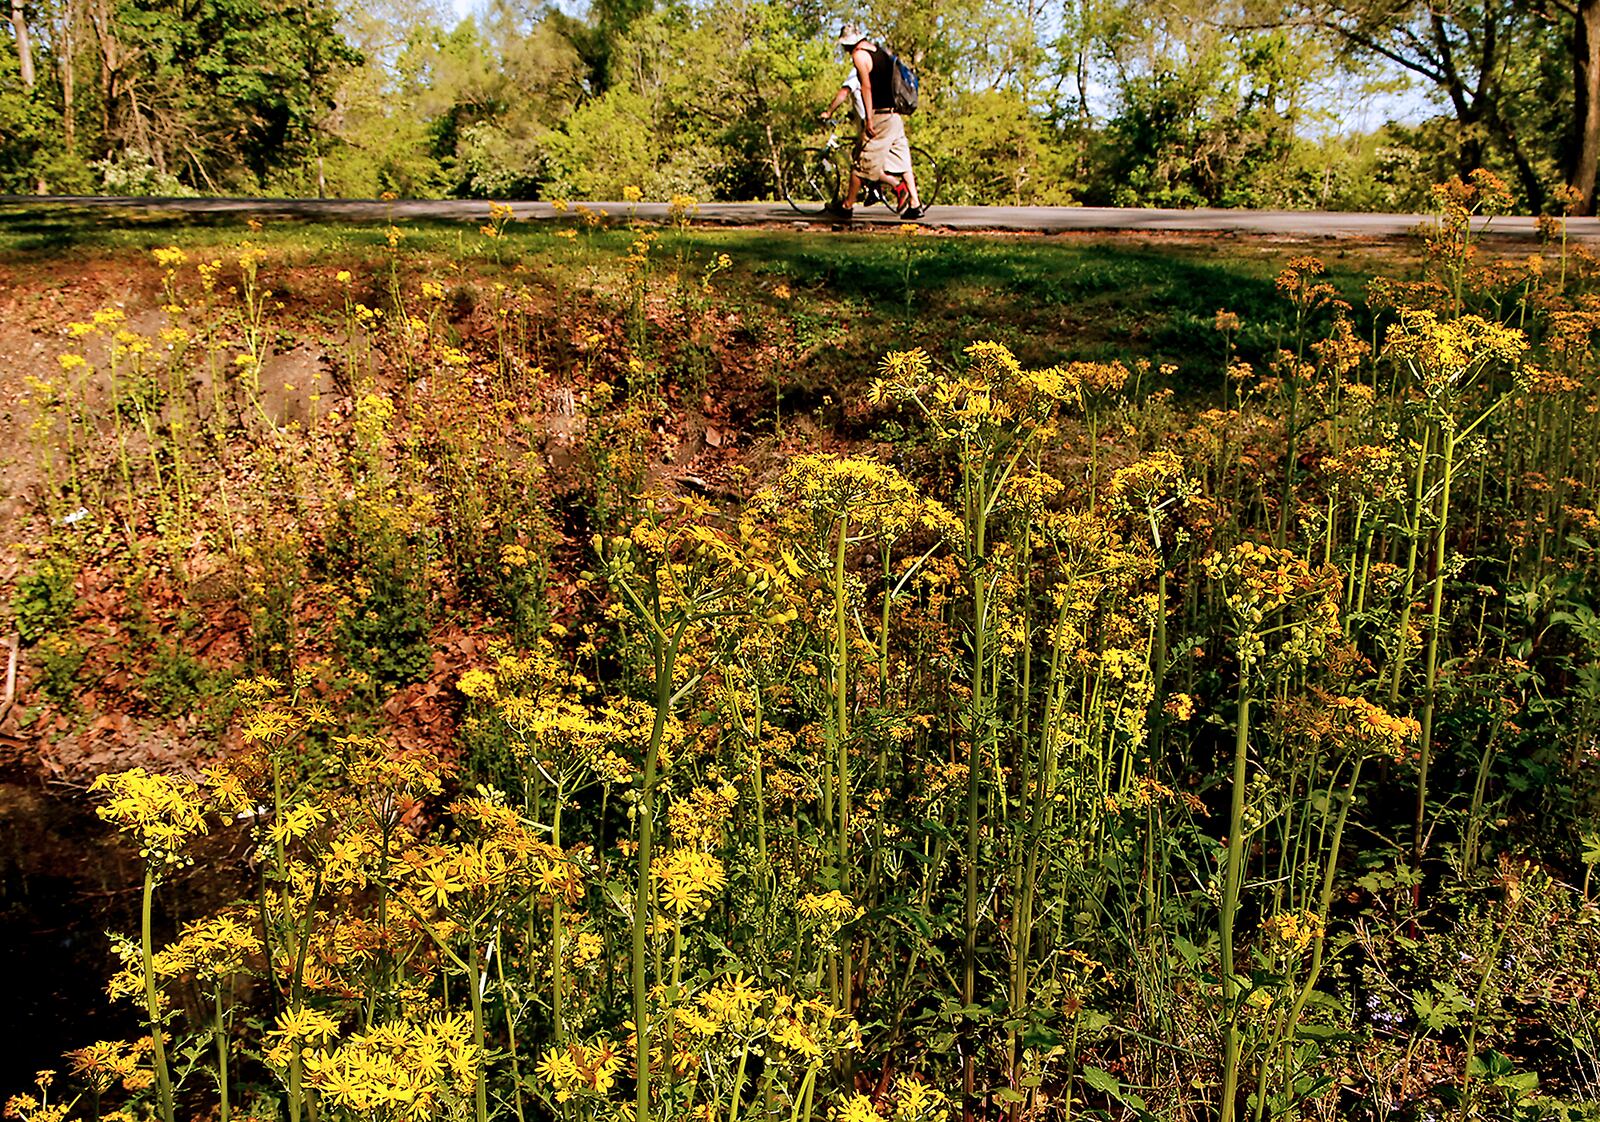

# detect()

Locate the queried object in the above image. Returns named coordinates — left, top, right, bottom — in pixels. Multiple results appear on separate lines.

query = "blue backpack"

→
left=888, top=49, right=919, bottom=114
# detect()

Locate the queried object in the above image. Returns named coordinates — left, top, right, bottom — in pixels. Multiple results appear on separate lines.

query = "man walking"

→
left=827, top=24, right=923, bottom=221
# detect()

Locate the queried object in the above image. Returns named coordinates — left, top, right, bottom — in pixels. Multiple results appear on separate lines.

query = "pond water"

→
left=0, top=775, right=141, bottom=1094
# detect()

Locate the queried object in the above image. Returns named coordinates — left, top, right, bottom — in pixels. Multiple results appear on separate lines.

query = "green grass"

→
left=0, top=202, right=1414, bottom=398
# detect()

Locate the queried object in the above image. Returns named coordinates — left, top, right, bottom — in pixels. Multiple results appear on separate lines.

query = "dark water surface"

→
left=0, top=775, right=141, bottom=1094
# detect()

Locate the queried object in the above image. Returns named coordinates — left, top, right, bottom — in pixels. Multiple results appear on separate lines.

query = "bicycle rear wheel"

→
left=909, top=145, right=940, bottom=210
left=782, top=146, right=845, bottom=216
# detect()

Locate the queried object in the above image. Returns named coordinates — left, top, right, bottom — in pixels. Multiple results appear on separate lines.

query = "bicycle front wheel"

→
left=782, top=146, right=845, bottom=216
left=910, top=145, right=940, bottom=210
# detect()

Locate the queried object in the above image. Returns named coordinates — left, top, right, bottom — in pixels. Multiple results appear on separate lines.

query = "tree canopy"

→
left=4, top=0, right=1600, bottom=210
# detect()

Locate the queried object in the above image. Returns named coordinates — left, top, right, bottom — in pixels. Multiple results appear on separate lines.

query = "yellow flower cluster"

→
left=870, top=341, right=1102, bottom=442
left=891, top=1078, right=949, bottom=1122
left=499, top=542, right=531, bottom=570
left=456, top=668, right=498, bottom=701
left=767, top=993, right=862, bottom=1059
left=1262, top=909, right=1324, bottom=955
left=797, top=890, right=863, bottom=926
left=338, top=734, right=448, bottom=801
left=834, top=1093, right=884, bottom=1122
left=109, top=910, right=260, bottom=1002
left=90, top=768, right=210, bottom=868
left=2, top=1093, right=71, bottom=1122
left=751, top=454, right=956, bottom=550
left=1204, top=542, right=1336, bottom=623
left=354, top=391, right=397, bottom=449
left=1322, top=444, right=1404, bottom=502
left=1328, top=694, right=1421, bottom=763
left=1108, top=450, right=1187, bottom=506
left=595, top=506, right=797, bottom=628
left=302, top=1014, right=479, bottom=1120
left=652, top=848, right=728, bottom=916
left=1274, top=256, right=1337, bottom=311
left=1312, top=315, right=1370, bottom=376
left=1164, top=692, right=1196, bottom=722
left=1202, top=542, right=1340, bottom=672
left=536, top=1039, right=625, bottom=1101
left=668, top=783, right=738, bottom=849
left=401, top=797, right=576, bottom=912
left=566, top=929, right=604, bottom=968
left=1062, top=947, right=1116, bottom=990
left=64, top=1038, right=151, bottom=1095
left=624, top=231, right=657, bottom=268
left=1383, top=309, right=1527, bottom=392
left=669, top=193, right=698, bottom=225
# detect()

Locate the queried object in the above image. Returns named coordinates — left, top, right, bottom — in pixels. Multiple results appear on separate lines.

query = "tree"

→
left=1320, top=0, right=1567, bottom=212
left=11, top=0, right=35, bottom=88
left=92, top=0, right=361, bottom=188
left=1558, top=0, right=1600, bottom=211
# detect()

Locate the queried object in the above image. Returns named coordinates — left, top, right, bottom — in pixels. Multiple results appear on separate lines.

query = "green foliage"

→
left=114, top=0, right=361, bottom=184
left=32, top=632, right=86, bottom=707
left=138, top=637, right=238, bottom=733
left=327, top=491, right=435, bottom=694
left=6, top=0, right=1571, bottom=208
left=541, top=89, right=658, bottom=199
left=0, top=51, right=60, bottom=194
left=11, top=556, right=76, bottom=644
left=334, top=542, right=433, bottom=692
left=921, top=88, right=1079, bottom=205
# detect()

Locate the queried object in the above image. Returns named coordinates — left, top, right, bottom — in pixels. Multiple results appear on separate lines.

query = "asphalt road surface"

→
left=6, top=195, right=1598, bottom=241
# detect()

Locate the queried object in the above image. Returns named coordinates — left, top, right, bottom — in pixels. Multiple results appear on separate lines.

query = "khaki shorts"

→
left=853, top=111, right=911, bottom=183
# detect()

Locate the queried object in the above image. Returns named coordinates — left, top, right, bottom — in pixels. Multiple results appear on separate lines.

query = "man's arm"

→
left=854, top=46, right=875, bottom=135
left=823, top=85, right=850, bottom=120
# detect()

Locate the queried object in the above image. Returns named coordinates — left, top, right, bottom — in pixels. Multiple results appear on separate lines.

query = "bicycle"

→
left=781, top=129, right=940, bottom=218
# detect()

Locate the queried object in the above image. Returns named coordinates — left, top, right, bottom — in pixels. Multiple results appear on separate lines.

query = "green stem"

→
left=1415, top=427, right=1455, bottom=863
left=1388, top=426, right=1433, bottom=703
left=634, top=621, right=685, bottom=1122
left=1219, top=685, right=1251, bottom=1122
left=832, top=514, right=852, bottom=1018
left=142, top=868, right=175, bottom=1122
left=215, top=985, right=231, bottom=1122
left=468, top=933, right=488, bottom=1122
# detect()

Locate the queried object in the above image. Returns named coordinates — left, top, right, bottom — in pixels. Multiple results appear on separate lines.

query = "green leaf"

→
left=1499, top=1070, right=1538, bottom=1092
left=1081, top=1065, right=1120, bottom=1095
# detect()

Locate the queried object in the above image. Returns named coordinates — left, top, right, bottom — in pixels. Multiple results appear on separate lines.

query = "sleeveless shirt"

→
left=857, top=43, right=896, bottom=114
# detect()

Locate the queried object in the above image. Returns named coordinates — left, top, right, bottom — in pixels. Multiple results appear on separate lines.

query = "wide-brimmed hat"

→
left=837, top=23, right=866, bottom=47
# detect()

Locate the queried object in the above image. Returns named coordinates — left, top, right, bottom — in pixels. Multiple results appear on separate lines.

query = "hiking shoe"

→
left=901, top=205, right=925, bottom=221
left=824, top=203, right=854, bottom=223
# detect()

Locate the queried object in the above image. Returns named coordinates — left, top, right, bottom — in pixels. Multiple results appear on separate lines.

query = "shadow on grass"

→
left=0, top=204, right=1390, bottom=398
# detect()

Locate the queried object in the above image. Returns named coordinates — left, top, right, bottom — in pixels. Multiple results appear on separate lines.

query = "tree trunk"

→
left=58, top=0, right=77, bottom=152
left=10, top=0, right=34, bottom=88
left=1572, top=0, right=1600, bottom=215
left=1484, top=106, right=1548, bottom=214
left=91, top=0, right=115, bottom=142
left=13, top=0, right=47, bottom=192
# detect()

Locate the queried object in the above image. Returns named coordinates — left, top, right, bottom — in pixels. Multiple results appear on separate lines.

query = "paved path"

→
left=6, top=195, right=1597, bottom=241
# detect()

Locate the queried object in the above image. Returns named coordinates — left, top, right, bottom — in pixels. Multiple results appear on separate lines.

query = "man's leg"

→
left=843, top=171, right=862, bottom=209
left=884, top=116, right=920, bottom=210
